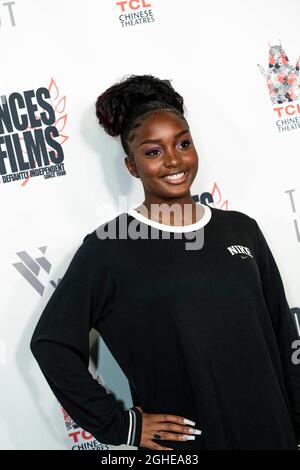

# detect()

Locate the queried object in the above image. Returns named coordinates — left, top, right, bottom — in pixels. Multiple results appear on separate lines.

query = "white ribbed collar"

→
left=127, top=203, right=212, bottom=233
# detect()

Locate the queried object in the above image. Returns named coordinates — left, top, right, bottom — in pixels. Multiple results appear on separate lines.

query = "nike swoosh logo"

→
left=241, top=255, right=249, bottom=259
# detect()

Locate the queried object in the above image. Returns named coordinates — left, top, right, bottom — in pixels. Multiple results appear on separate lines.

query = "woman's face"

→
left=125, top=110, right=199, bottom=203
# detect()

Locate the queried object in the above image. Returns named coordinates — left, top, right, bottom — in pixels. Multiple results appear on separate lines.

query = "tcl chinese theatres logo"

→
left=258, top=42, right=300, bottom=133
left=116, top=0, right=155, bottom=28
left=258, top=42, right=300, bottom=105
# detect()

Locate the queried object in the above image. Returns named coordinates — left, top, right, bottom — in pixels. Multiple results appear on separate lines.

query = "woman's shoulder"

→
left=208, top=205, right=256, bottom=225
left=208, top=205, right=259, bottom=243
left=73, top=214, right=123, bottom=273
left=82, top=212, right=127, bottom=246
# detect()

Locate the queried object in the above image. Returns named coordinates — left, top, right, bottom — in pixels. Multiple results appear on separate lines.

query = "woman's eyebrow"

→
left=138, top=128, right=190, bottom=147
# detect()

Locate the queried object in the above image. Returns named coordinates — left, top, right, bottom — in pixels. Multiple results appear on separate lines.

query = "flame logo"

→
left=211, top=182, right=228, bottom=210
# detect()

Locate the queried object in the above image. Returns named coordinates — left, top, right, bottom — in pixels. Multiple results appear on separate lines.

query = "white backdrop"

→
left=0, top=0, right=299, bottom=450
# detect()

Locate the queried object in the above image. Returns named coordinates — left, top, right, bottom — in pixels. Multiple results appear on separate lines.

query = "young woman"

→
left=30, top=74, right=300, bottom=450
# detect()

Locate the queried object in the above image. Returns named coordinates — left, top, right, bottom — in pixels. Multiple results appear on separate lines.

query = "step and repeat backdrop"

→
left=0, top=0, right=299, bottom=450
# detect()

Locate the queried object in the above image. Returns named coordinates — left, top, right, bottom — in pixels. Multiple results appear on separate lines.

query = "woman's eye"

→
left=179, top=139, right=191, bottom=149
left=145, top=148, right=161, bottom=156
left=144, top=140, right=192, bottom=156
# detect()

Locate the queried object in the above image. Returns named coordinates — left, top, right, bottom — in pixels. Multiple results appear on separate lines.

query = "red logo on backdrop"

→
left=116, top=0, right=155, bottom=28
left=210, top=182, right=228, bottom=210
left=60, top=406, right=110, bottom=450
left=258, top=41, right=300, bottom=133
left=194, top=182, right=229, bottom=210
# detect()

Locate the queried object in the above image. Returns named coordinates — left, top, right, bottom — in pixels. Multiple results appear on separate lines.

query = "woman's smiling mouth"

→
left=160, top=170, right=188, bottom=185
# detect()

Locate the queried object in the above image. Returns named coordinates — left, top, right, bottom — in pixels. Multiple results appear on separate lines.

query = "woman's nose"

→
left=163, top=149, right=182, bottom=166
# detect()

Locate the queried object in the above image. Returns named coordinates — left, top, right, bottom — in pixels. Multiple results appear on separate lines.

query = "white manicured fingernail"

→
left=183, top=418, right=196, bottom=426
left=184, top=435, right=195, bottom=440
left=189, top=428, right=202, bottom=435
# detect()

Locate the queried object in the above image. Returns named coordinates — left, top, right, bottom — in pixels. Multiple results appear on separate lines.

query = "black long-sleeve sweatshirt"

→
left=30, top=204, right=300, bottom=449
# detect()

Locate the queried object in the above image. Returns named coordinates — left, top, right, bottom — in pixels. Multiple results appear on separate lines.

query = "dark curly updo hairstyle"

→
left=95, top=74, right=187, bottom=158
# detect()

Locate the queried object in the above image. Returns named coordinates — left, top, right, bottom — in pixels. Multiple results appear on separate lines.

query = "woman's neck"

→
left=134, top=200, right=204, bottom=226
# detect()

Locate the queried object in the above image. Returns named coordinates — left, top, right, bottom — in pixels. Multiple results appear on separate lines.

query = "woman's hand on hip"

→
left=135, top=406, right=201, bottom=451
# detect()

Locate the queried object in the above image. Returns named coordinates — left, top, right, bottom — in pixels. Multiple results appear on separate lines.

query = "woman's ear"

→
left=124, top=156, right=139, bottom=178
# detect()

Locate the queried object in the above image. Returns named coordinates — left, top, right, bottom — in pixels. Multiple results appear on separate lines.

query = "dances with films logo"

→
left=116, top=0, right=154, bottom=28
left=0, top=78, right=68, bottom=185
left=258, top=41, right=300, bottom=133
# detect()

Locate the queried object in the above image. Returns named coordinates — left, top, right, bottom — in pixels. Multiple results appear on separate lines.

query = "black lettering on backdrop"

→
left=0, top=87, right=64, bottom=175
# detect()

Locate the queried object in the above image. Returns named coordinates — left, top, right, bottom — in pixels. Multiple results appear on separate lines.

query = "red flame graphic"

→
left=211, top=182, right=229, bottom=210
